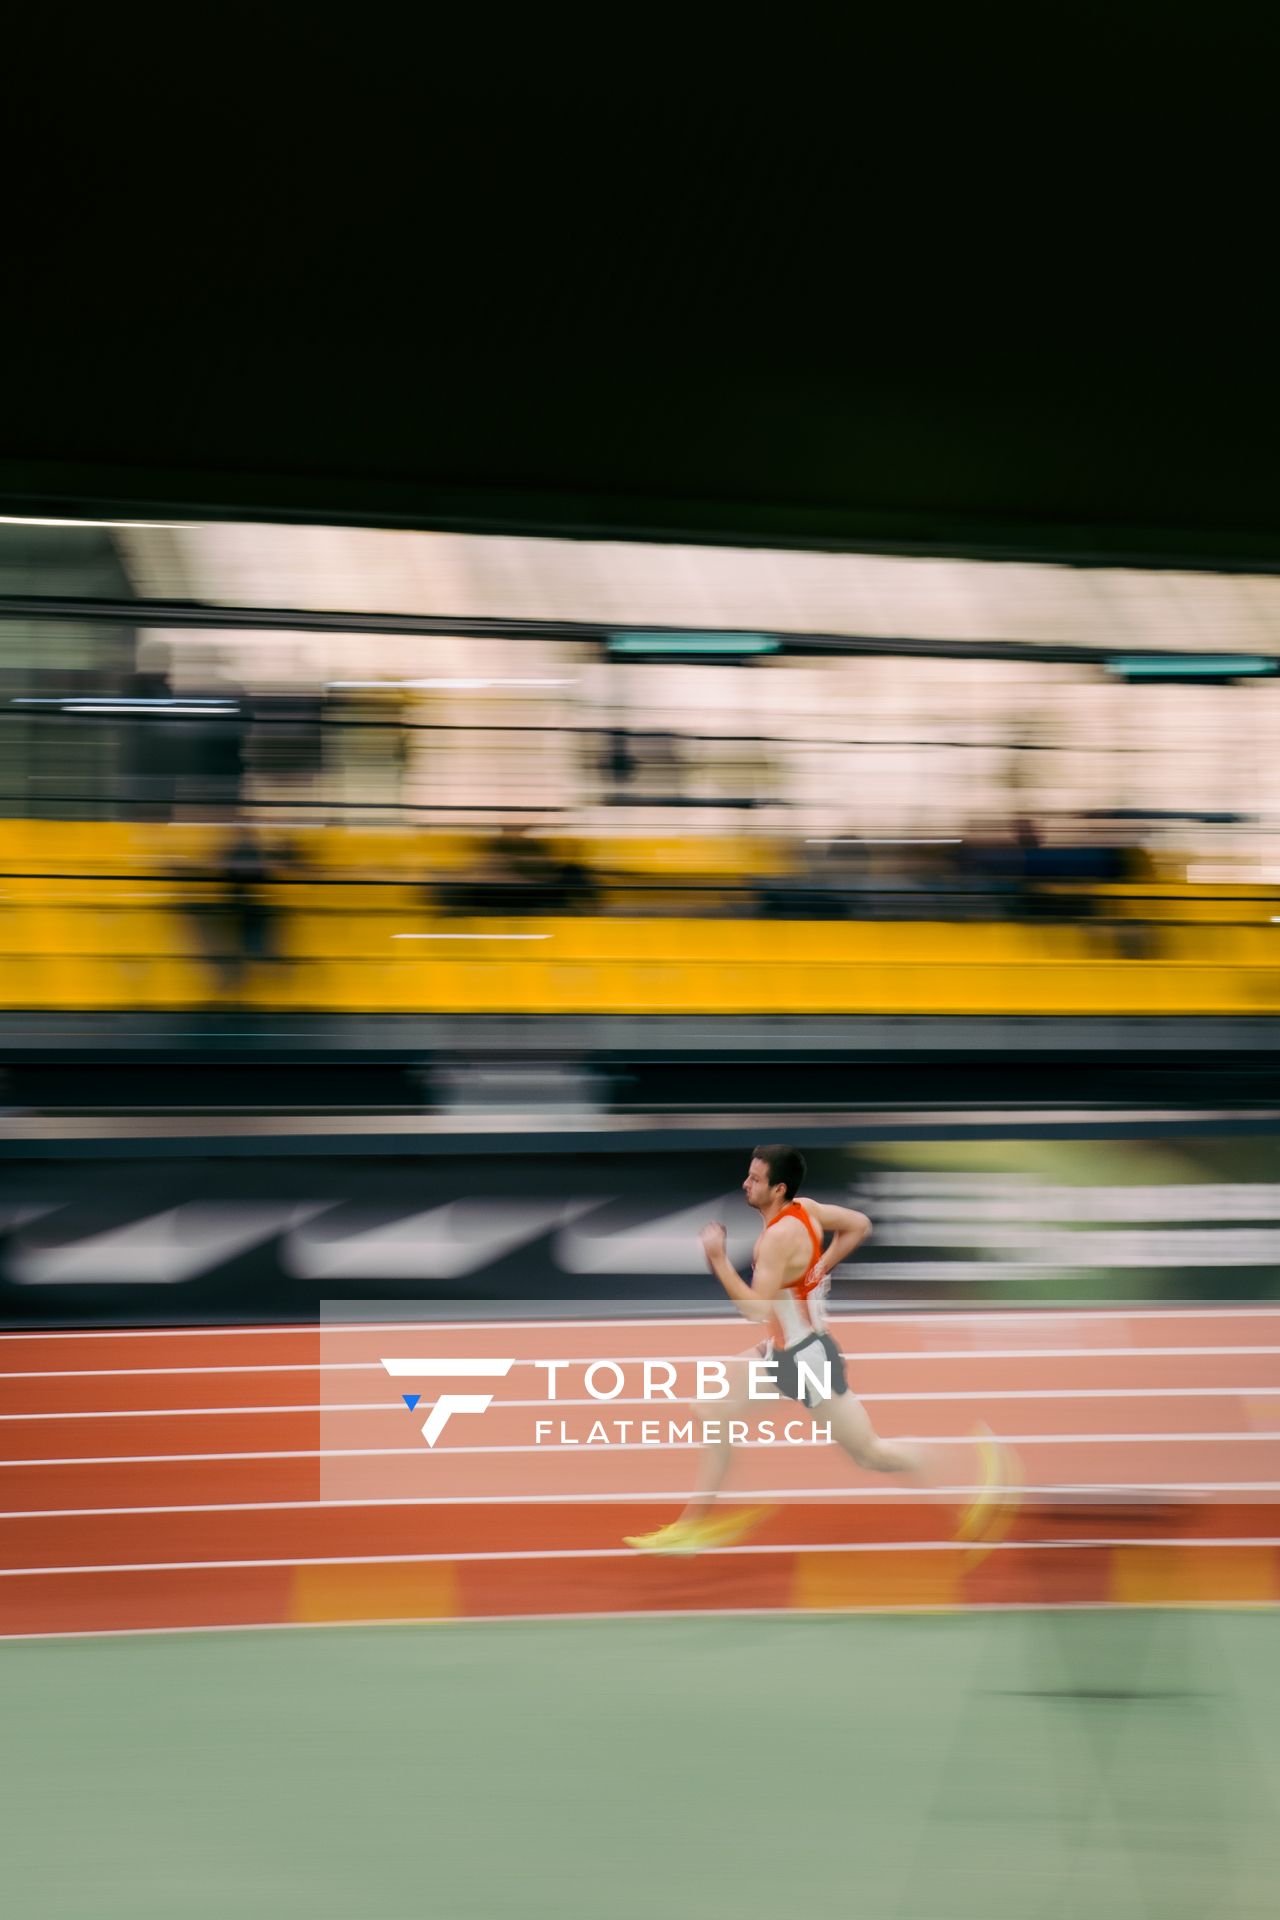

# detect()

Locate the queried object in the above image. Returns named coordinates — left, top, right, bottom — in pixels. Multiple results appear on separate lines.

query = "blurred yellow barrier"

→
left=4, top=820, right=1280, bottom=1014
left=0, top=820, right=789, bottom=880
left=3, top=904, right=1280, bottom=1012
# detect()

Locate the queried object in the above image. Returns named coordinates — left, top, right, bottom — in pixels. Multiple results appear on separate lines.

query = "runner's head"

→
left=744, top=1144, right=806, bottom=1213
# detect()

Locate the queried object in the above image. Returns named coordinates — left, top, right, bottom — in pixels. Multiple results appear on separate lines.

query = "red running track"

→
left=4, top=1307, right=1280, bottom=1635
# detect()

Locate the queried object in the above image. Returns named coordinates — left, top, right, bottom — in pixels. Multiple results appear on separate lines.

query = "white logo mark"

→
left=380, top=1357, right=515, bottom=1446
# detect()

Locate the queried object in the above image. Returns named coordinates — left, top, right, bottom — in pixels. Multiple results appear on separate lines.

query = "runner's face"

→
left=743, top=1158, right=783, bottom=1212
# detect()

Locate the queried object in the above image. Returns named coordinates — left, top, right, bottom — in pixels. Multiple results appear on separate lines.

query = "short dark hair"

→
left=752, top=1143, right=806, bottom=1202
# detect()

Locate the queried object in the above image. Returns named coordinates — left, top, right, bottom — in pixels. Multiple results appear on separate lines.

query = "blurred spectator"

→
left=434, top=827, right=599, bottom=915
left=601, top=728, right=638, bottom=803
left=175, top=820, right=290, bottom=1003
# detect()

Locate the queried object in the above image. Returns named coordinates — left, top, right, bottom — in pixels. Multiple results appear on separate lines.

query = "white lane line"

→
left=0, top=1483, right=1266, bottom=1514
left=0, top=1403, right=388, bottom=1421
left=4, top=1433, right=1280, bottom=1469
left=7, top=1384, right=1280, bottom=1420
left=3, top=1536, right=1277, bottom=1578
left=0, top=1490, right=966, bottom=1517
left=3, top=1305, right=1280, bottom=1343
left=8, top=1348, right=1280, bottom=1384
left=0, top=1493, right=935, bottom=1518
left=2, top=1364, right=377, bottom=1379
left=0, top=1487, right=1241, bottom=1520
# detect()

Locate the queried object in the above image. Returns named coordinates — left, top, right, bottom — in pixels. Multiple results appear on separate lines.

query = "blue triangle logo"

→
left=402, top=1393, right=421, bottom=1411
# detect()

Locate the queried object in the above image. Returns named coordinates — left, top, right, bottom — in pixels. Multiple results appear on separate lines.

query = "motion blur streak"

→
left=6, top=517, right=1280, bottom=1920
left=5, top=518, right=1280, bottom=1030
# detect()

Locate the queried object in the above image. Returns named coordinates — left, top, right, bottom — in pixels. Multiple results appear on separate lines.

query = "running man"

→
left=625, top=1143, right=1010, bottom=1554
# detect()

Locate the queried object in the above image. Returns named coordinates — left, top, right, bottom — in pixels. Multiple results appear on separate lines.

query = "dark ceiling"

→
left=3, top=24, right=1278, bottom=569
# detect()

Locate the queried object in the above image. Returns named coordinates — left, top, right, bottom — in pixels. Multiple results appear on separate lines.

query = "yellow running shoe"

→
left=622, top=1519, right=704, bottom=1556
left=963, top=1439, right=1024, bottom=1568
left=959, top=1436, right=1028, bottom=1566
left=624, top=1507, right=772, bottom=1555
left=955, top=1423, right=1013, bottom=1545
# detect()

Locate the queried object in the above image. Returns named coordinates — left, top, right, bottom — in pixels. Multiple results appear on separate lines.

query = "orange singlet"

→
left=761, top=1200, right=829, bottom=1351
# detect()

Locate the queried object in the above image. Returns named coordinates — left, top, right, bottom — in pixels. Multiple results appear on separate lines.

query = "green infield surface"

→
left=4, top=1610, right=1280, bottom=1918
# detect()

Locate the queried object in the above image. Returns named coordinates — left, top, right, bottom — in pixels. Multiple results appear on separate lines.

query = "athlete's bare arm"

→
left=798, top=1197, right=872, bottom=1279
left=697, top=1220, right=797, bottom=1323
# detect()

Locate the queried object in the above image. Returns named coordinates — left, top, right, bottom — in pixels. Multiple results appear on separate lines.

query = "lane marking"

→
left=0, top=1483, right=1261, bottom=1512
left=6, top=1384, right=1280, bottom=1420
left=2, top=1364, right=378, bottom=1379
left=4, top=1432, right=1280, bottom=1468
left=0, top=1489, right=1253, bottom=1520
left=2, top=1536, right=1276, bottom=1578
left=0, top=1402, right=391, bottom=1420
left=0, top=1491, right=961, bottom=1512
left=8, top=1347, right=1280, bottom=1383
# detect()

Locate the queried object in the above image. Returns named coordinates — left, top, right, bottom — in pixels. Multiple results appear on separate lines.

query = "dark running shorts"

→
left=759, top=1330, right=848, bottom=1410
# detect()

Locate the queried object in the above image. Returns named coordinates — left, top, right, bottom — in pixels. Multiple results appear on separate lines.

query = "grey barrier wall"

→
left=2, top=1116, right=1278, bottom=1325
